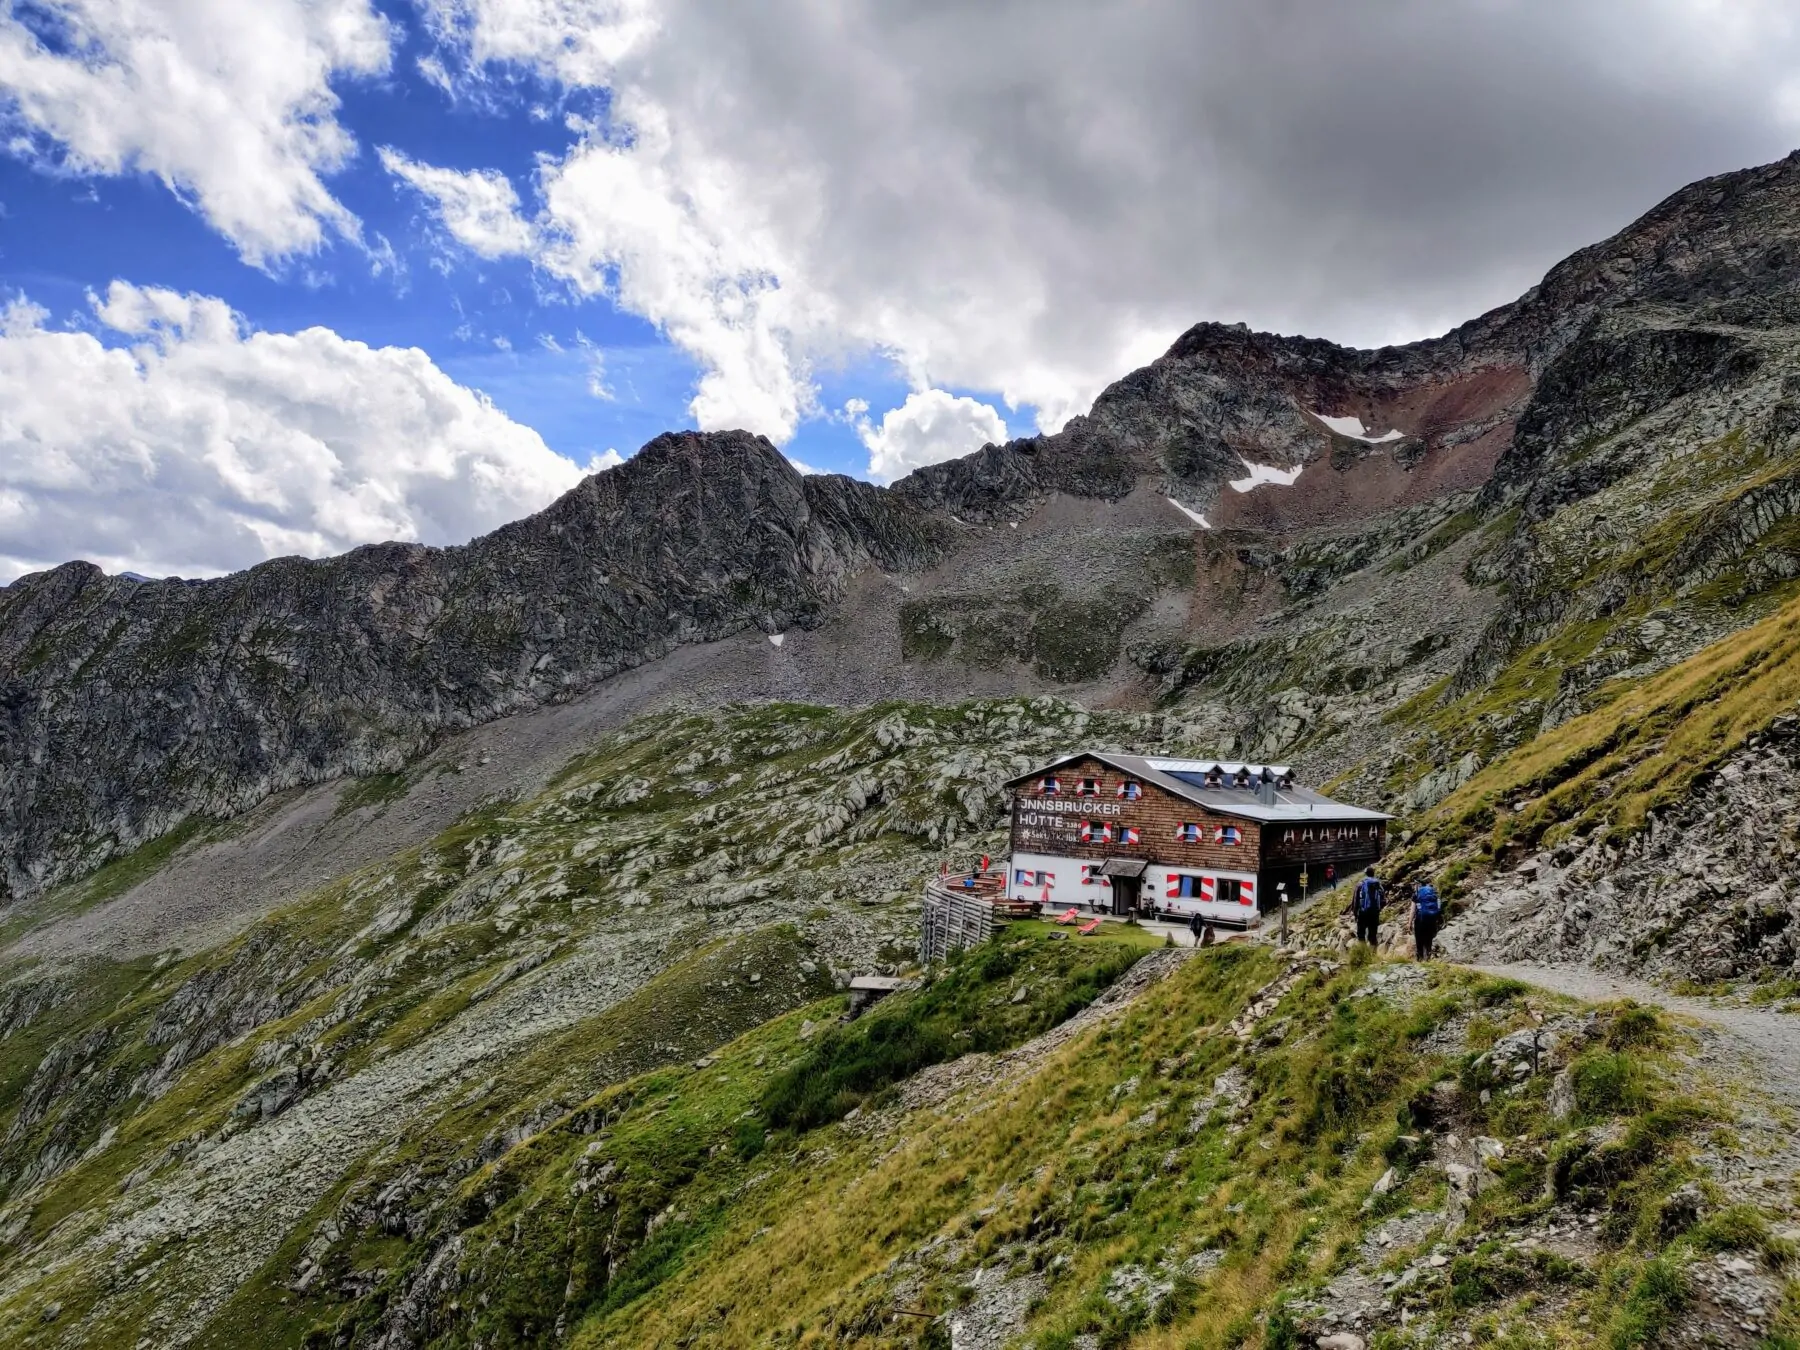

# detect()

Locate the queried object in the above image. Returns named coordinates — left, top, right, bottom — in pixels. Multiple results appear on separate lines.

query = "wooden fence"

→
left=918, top=876, right=1016, bottom=964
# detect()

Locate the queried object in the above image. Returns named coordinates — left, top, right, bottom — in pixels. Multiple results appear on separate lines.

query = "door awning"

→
left=1098, top=857, right=1150, bottom=879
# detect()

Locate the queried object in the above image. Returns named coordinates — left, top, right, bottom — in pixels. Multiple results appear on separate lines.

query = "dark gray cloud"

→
left=431, top=0, right=1800, bottom=440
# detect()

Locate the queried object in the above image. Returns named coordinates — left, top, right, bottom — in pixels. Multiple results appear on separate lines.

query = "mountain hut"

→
left=1005, top=752, right=1390, bottom=927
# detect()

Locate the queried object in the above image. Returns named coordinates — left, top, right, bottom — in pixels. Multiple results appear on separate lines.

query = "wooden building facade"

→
left=1005, top=752, right=1389, bottom=926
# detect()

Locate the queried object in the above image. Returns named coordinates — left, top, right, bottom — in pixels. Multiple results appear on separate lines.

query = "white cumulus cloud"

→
left=856, top=389, right=1007, bottom=484
left=380, top=148, right=536, bottom=258
left=0, top=282, right=586, bottom=581
left=421, top=0, right=658, bottom=88
left=0, top=0, right=393, bottom=264
left=378, top=106, right=811, bottom=437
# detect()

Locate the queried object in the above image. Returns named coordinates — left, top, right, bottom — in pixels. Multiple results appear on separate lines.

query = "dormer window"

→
left=1233, top=768, right=1253, bottom=789
left=1115, top=780, right=1142, bottom=800
left=1074, top=777, right=1101, bottom=797
left=1203, top=769, right=1224, bottom=788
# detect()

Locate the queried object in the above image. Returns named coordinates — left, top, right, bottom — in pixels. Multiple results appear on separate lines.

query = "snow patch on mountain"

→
left=1228, top=459, right=1304, bottom=493
left=1167, top=498, right=1211, bottom=528
left=1311, top=411, right=1404, bottom=443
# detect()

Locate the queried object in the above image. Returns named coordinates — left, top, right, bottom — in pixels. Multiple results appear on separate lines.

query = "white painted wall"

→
left=1006, top=850, right=1090, bottom=907
left=1007, top=852, right=1261, bottom=925
left=1154, top=865, right=1260, bottom=925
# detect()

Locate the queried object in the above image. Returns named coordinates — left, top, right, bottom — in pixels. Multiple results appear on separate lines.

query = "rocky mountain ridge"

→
left=0, top=432, right=943, bottom=899
left=13, top=149, right=1800, bottom=916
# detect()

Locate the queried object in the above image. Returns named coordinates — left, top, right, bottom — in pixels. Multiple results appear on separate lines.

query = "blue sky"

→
left=0, top=6, right=910, bottom=480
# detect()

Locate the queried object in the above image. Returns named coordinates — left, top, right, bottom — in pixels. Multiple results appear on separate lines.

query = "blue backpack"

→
left=1355, top=878, right=1383, bottom=912
left=1415, top=884, right=1441, bottom=917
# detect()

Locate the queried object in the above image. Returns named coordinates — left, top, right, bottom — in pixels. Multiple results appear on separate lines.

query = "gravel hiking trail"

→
left=1473, top=962, right=1800, bottom=1107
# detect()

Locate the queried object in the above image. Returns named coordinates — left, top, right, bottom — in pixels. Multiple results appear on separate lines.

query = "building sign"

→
left=1014, top=797, right=1126, bottom=852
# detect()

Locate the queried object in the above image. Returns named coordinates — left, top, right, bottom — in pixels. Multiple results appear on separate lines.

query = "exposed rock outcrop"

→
left=1444, top=717, right=1800, bottom=984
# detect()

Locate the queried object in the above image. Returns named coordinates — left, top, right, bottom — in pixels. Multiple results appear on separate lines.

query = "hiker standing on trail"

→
left=1350, top=866, right=1384, bottom=946
left=1188, top=910, right=1204, bottom=947
left=1412, top=879, right=1443, bottom=960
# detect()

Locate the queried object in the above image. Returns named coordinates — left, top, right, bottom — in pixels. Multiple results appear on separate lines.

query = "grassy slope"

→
left=144, top=925, right=1786, bottom=1350
left=185, top=929, right=1157, bottom=1349
left=584, top=944, right=1791, bottom=1349
left=0, top=673, right=1783, bottom=1347
left=0, top=697, right=1200, bottom=1346
left=1393, top=586, right=1800, bottom=891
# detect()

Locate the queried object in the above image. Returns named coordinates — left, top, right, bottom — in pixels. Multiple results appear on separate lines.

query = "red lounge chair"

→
left=1077, top=918, right=1102, bottom=936
left=1054, top=907, right=1079, bottom=925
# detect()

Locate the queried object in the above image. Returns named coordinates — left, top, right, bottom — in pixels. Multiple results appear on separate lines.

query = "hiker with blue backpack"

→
left=1412, top=879, right=1443, bottom=959
left=1349, top=866, right=1384, bottom=946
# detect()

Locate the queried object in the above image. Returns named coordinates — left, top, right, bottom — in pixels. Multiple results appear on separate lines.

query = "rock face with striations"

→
left=0, top=430, right=947, bottom=898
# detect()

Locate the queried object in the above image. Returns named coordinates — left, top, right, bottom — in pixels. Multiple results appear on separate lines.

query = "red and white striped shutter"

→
left=1199, top=876, right=1216, bottom=904
left=1241, top=880, right=1255, bottom=906
left=1166, top=873, right=1181, bottom=899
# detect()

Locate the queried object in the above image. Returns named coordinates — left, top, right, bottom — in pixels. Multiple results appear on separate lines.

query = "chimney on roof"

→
left=1257, top=772, right=1278, bottom=806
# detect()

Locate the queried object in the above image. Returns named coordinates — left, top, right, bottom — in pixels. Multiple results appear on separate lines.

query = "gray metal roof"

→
left=1097, top=857, right=1151, bottom=878
left=1007, top=750, right=1393, bottom=824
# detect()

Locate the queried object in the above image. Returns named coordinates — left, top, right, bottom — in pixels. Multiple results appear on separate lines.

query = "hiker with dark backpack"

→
left=1412, top=879, right=1443, bottom=960
left=1349, top=866, right=1384, bottom=946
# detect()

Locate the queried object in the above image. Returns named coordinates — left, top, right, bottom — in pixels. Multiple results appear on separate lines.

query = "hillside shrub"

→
left=1690, top=1203, right=1795, bottom=1261
left=1446, top=1242, right=1591, bottom=1309
left=762, top=938, right=1142, bottom=1132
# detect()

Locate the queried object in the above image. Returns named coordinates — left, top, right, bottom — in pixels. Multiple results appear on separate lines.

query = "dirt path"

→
left=1472, top=962, right=1800, bottom=1107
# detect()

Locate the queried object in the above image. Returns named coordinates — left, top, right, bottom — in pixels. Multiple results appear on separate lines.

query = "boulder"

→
left=1548, top=1066, right=1577, bottom=1121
